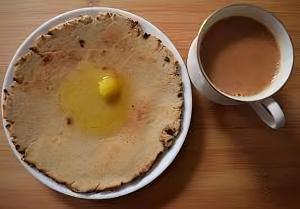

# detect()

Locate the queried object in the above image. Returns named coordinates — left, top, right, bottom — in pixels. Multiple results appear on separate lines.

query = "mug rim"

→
left=196, top=3, right=294, bottom=102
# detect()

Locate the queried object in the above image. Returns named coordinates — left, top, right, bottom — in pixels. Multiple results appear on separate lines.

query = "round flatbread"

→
left=3, top=13, right=183, bottom=192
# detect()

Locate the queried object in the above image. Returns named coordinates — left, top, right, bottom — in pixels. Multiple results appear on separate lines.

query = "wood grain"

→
left=0, top=0, right=300, bottom=209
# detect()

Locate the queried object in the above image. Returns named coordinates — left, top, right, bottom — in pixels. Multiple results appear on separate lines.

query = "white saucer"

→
left=1, top=7, right=192, bottom=199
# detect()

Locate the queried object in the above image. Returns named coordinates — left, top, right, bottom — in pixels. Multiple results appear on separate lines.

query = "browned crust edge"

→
left=2, top=13, right=183, bottom=193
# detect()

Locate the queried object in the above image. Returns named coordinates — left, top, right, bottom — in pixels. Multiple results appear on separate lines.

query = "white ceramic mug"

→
left=187, top=4, right=294, bottom=129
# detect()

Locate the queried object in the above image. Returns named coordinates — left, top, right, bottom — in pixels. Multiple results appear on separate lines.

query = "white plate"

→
left=1, top=7, right=192, bottom=199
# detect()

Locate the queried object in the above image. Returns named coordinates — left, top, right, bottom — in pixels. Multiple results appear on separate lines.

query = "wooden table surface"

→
left=0, top=0, right=300, bottom=209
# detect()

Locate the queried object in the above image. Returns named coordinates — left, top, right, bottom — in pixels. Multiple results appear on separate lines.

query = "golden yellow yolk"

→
left=98, top=75, right=121, bottom=102
left=59, top=63, right=129, bottom=136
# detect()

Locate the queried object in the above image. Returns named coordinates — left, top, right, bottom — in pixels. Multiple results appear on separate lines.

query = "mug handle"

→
left=250, top=97, right=285, bottom=129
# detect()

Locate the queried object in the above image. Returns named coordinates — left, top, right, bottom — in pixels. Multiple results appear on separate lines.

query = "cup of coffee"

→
left=187, top=4, right=294, bottom=129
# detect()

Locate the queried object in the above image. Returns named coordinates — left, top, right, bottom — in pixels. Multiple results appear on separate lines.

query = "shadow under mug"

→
left=187, top=4, right=294, bottom=129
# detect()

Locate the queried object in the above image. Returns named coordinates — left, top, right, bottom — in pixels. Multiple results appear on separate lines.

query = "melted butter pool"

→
left=59, top=62, right=130, bottom=136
